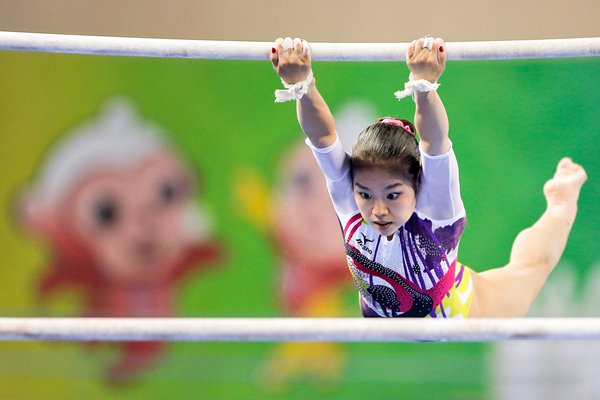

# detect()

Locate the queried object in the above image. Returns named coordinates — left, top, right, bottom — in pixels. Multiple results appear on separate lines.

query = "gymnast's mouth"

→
left=372, top=221, right=392, bottom=229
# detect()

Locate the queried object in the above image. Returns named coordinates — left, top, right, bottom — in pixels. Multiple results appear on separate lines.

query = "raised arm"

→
left=270, top=37, right=337, bottom=148
left=407, top=37, right=449, bottom=156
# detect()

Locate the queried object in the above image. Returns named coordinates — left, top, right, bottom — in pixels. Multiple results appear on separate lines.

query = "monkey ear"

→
left=13, top=188, right=54, bottom=237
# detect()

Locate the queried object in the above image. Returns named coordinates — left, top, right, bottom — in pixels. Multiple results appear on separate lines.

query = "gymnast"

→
left=270, top=35, right=588, bottom=318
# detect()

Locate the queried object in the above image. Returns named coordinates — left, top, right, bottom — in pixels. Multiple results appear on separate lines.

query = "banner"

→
left=0, top=52, right=598, bottom=398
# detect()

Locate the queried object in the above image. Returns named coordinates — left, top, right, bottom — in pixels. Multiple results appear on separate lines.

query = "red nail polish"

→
left=439, top=46, right=444, bottom=52
left=271, top=47, right=276, bottom=54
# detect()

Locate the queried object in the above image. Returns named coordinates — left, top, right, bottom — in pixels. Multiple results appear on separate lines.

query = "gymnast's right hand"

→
left=270, top=37, right=312, bottom=84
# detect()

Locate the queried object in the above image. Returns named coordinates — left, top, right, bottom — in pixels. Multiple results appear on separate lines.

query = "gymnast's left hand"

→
left=270, top=37, right=312, bottom=85
left=406, top=36, right=446, bottom=83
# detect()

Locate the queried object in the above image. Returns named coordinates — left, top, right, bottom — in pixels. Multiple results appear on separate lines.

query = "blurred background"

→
left=0, top=1, right=599, bottom=399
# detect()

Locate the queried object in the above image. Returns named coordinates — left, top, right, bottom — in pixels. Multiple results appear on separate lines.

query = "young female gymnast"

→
left=270, top=36, right=587, bottom=318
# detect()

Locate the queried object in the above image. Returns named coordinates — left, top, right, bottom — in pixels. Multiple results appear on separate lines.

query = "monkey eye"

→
left=159, top=181, right=178, bottom=204
left=94, top=198, right=119, bottom=228
left=292, top=170, right=311, bottom=188
left=158, top=173, right=193, bottom=205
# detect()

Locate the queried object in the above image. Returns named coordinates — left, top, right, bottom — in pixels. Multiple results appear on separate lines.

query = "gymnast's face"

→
left=353, top=166, right=416, bottom=239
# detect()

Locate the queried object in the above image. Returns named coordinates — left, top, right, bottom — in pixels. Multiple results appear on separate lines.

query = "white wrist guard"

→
left=274, top=70, right=314, bottom=103
left=394, top=78, right=440, bottom=101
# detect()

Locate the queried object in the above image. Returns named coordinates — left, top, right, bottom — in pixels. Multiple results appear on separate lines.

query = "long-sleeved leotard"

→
left=307, top=136, right=473, bottom=317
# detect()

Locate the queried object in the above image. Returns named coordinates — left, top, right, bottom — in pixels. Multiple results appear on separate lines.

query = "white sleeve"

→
left=416, top=141, right=465, bottom=222
left=305, top=136, right=358, bottom=217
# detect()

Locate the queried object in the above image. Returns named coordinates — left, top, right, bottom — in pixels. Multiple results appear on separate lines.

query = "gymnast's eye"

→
left=94, top=198, right=119, bottom=228
left=387, top=192, right=401, bottom=200
left=358, top=192, right=371, bottom=200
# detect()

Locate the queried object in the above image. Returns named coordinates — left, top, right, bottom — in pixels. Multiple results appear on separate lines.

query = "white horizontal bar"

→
left=0, top=31, right=599, bottom=61
left=0, top=318, right=599, bottom=342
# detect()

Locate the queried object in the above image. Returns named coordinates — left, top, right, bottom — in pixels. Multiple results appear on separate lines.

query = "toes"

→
left=557, top=157, right=573, bottom=170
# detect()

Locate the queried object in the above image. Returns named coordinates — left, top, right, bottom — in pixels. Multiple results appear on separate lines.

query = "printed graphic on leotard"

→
left=343, top=212, right=464, bottom=317
left=345, top=243, right=433, bottom=317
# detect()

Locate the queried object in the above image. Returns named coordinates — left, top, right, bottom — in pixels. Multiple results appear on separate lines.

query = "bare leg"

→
left=469, top=158, right=587, bottom=318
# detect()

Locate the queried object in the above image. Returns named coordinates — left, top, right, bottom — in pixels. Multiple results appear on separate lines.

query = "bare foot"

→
left=543, top=157, right=587, bottom=225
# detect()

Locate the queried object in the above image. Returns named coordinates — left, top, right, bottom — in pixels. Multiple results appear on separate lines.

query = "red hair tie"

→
left=380, top=118, right=412, bottom=133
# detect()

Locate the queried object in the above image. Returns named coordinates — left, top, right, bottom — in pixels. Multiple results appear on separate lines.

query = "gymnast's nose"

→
left=372, top=199, right=388, bottom=218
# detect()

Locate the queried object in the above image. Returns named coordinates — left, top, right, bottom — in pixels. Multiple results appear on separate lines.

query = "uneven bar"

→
left=0, top=318, right=599, bottom=342
left=0, top=31, right=599, bottom=61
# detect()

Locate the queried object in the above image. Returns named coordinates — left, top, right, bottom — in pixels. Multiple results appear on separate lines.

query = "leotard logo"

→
left=356, top=233, right=374, bottom=254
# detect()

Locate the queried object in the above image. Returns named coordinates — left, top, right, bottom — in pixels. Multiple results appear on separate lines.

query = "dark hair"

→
left=350, top=117, right=421, bottom=192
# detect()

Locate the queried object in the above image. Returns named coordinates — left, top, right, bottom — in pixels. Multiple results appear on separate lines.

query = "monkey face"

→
left=66, top=151, right=198, bottom=285
left=273, top=143, right=344, bottom=267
